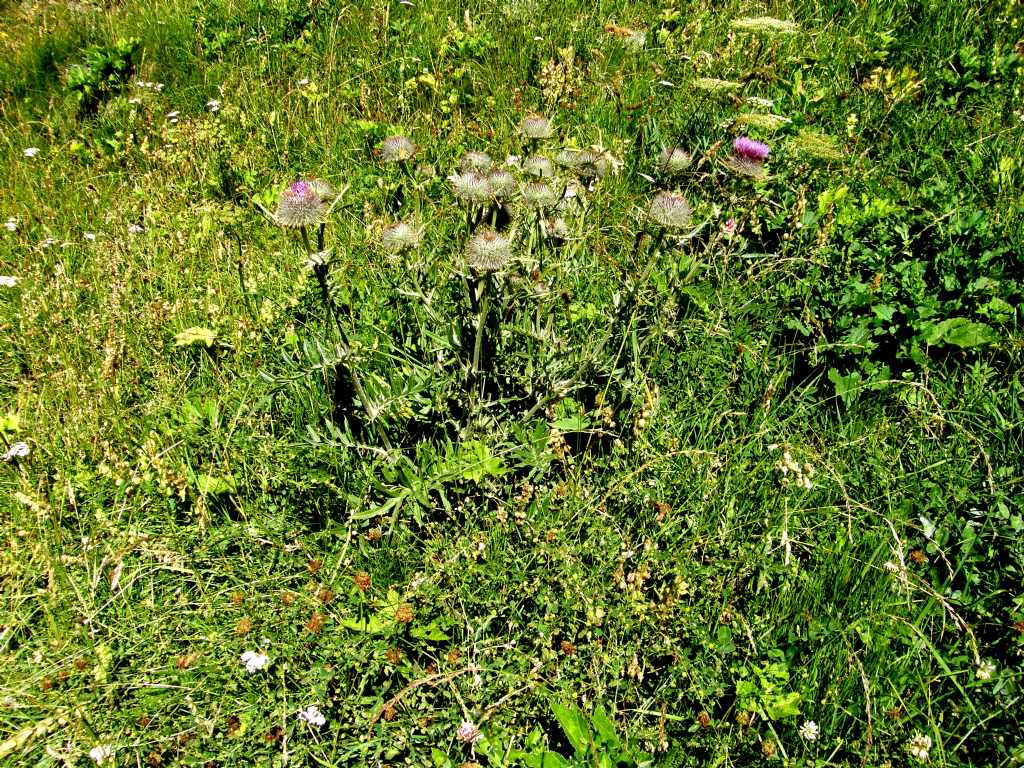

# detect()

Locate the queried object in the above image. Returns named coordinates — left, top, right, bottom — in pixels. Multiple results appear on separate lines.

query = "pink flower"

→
left=732, top=137, right=770, bottom=161
left=456, top=720, right=481, bottom=744
left=722, top=218, right=737, bottom=236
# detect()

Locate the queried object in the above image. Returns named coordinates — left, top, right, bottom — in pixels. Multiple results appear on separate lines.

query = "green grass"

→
left=1, top=1, right=1022, bottom=767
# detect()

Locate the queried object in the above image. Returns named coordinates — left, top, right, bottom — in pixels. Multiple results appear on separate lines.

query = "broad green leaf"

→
left=922, top=317, right=997, bottom=349
left=550, top=702, right=590, bottom=754
left=765, top=691, right=802, bottom=719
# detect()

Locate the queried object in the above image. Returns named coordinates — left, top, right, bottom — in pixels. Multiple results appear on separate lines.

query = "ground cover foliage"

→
left=1, top=0, right=1023, bottom=766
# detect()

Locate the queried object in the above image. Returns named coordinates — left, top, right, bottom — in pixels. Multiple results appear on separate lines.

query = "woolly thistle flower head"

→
left=722, top=155, right=768, bottom=179
left=521, top=181, right=559, bottom=209
left=380, top=135, right=416, bottom=163
left=648, top=191, right=692, bottom=229
left=522, top=155, right=555, bottom=178
left=449, top=171, right=492, bottom=204
left=381, top=221, right=423, bottom=253
left=274, top=180, right=325, bottom=228
left=657, top=146, right=693, bottom=175
left=487, top=170, right=516, bottom=200
left=520, top=115, right=554, bottom=140
left=467, top=229, right=513, bottom=272
left=460, top=151, right=494, bottom=173
left=733, top=136, right=770, bottom=161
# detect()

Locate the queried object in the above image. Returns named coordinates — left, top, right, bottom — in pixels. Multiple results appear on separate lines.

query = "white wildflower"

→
left=976, top=660, right=996, bottom=681
left=799, top=720, right=819, bottom=742
left=2, top=442, right=29, bottom=462
left=23, top=147, right=40, bottom=158
left=128, top=224, right=145, bottom=235
left=298, top=705, right=326, bottom=727
left=4, top=218, right=16, bottom=232
left=0, top=276, right=17, bottom=287
left=240, top=650, right=270, bottom=673
left=907, top=733, right=932, bottom=762
left=84, top=232, right=96, bottom=242
left=89, top=745, right=115, bottom=765
left=206, top=99, right=221, bottom=112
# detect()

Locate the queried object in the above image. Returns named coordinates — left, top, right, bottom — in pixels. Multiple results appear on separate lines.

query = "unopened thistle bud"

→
left=521, top=181, right=558, bottom=209
left=449, top=172, right=492, bottom=205
left=381, top=221, right=423, bottom=253
left=520, top=115, right=554, bottom=139
left=648, top=191, right=691, bottom=229
left=657, top=146, right=693, bottom=175
left=467, top=229, right=513, bottom=272
left=380, top=135, right=416, bottom=163
left=522, top=155, right=555, bottom=178
left=487, top=170, right=516, bottom=200
left=460, top=151, right=494, bottom=173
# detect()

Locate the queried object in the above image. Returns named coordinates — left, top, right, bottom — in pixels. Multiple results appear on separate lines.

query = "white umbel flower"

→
left=89, top=745, right=115, bottom=765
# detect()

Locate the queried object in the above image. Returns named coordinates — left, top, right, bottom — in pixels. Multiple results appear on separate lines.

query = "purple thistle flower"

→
left=274, top=179, right=325, bottom=228
left=732, top=137, right=770, bottom=162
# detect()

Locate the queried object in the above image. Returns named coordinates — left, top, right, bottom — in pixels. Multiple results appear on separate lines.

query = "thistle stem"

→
left=472, top=277, right=490, bottom=381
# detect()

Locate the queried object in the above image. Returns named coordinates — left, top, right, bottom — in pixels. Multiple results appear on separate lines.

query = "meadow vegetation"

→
left=1, top=0, right=1022, bottom=766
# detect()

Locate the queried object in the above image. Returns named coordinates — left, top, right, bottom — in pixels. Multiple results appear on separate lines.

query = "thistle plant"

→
left=449, top=171, right=492, bottom=232
left=260, top=179, right=386, bottom=446
left=460, top=151, right=494, bottom=174
left=466, top=229, right=513, bottom=383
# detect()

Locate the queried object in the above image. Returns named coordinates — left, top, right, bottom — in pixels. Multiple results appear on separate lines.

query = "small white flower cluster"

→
left=775, top=445, right=814, bottom=490
left=23, top=147, right=40, bottom=158
left=4, top=217, right=17, bottom=232
left=240, top=650, right=269, bottom=673
left=135, top=81, right=165, bottom=92
left=89, top=745, right=115, bottom=765
left=298, top=705, right=326, bottom=727
left=2, top=442, right=29, bottom=462
left=166, top=110, right=180, bottom=125
left=907, top=733, right=932, bottom=763
left=206, top=99, right=221, bottom=113
left=799, top=720, right=819, bottom=741
left=976, top=659, right=996, bottom=680
left=0, top=276, right=17, bottom=288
